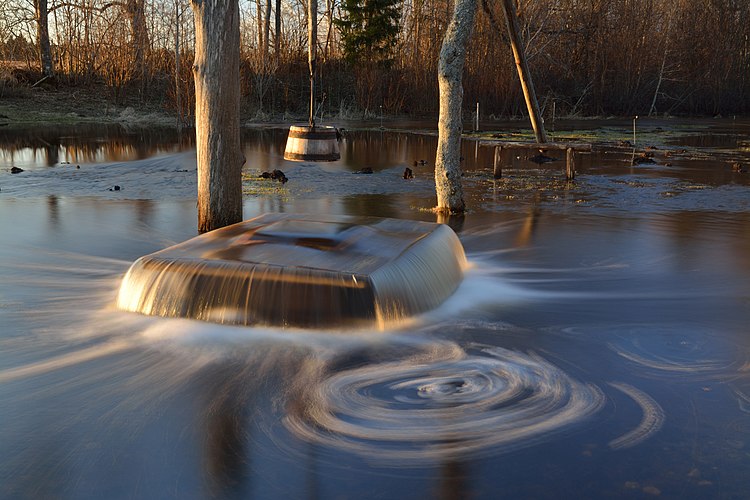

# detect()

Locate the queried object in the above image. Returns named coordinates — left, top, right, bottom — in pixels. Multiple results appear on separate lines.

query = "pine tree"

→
left=335, top=0, right=402, bottom=66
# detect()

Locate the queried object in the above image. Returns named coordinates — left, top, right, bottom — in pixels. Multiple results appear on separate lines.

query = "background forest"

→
left=1, top=0, right=749, bottom=121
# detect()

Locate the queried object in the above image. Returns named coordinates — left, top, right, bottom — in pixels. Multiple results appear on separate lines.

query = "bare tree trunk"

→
left=275, top=0, right=281, bottom=65
left=263, top=0, right=271, bottom=70
left=501, top=0, right=547, bottom=143
left=35, top=0, right=54, bottom=77
left=175, top=0, right=182, bottom=132
left=649, top=17, right=672, bottom=117
left=257, top=0, right=264, bottom=58
left=412, top=0, right=422, bottom=62
left=191, top=0, right=244, bottom=233
left=125, top=0, right=149, bottom=90
left=434, top=0, right=477, bottom=215
left=323, top=0, right=335, bottom=60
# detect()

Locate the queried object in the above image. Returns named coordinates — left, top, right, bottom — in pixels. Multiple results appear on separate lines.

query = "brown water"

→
left=1, top=120, right=749, bottom=499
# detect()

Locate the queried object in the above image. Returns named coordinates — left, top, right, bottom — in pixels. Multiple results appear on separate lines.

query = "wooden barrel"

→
left=284, top=125, right=340, bottom=161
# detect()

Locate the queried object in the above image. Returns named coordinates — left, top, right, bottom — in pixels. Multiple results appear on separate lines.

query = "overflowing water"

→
left=116, top=214, right=466, bottom=328
left=1, top=120, right=750, bottom=498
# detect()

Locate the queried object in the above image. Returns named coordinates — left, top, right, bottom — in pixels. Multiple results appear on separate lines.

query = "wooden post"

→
left=493, top=146, right=503, bottom=179
left=566, top=147, right=575, bottom=180
left=501, top=0, right=547, bottom=144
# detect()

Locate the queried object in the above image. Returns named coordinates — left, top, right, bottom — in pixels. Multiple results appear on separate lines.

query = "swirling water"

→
left=1, top=124, right=750, bottom=498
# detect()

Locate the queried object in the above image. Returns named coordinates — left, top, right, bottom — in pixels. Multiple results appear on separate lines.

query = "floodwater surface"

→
left=1, top=120, right=749, bottom=499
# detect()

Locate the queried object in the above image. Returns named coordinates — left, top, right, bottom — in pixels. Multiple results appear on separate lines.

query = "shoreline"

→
left=0, top=87, right=177, bottom=127
left=2, top=88, right=750, bottom=168
left=3, top=86, right=748, bottom=129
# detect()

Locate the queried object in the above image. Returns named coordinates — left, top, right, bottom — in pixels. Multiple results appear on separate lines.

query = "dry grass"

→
left=0, top=65, right=29, bottom=99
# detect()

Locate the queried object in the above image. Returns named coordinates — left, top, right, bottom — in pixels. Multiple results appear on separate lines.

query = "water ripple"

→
left=607, top=326, right=743, bottom=380
left=283, top=342, right=604, bottom=465
left=607, top=382, right=665, bottom=450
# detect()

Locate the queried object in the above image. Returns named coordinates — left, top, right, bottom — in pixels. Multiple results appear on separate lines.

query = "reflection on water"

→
left=0, top=124, right=191, bottom=169
left=0, top=123, right=497, bottom=174
left=1, top=123, right=750, bottom=498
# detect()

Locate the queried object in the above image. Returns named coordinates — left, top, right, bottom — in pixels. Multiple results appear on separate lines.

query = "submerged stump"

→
left=117, top=214, right=466, bottom=328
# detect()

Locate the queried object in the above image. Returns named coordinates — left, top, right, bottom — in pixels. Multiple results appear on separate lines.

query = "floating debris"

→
left=260, top=169, right=288, bottom=183
left=529, top=153, right=556, bottom=164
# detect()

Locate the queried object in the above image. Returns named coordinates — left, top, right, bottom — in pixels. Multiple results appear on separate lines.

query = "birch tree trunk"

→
left=434, top=0, right=477, bottom=214
left=191, top=0, right=244, bottom=233
left=263, top=0, right=271, bottom=70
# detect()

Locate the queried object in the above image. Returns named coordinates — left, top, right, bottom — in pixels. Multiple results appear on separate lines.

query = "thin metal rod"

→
left=308, top=0, right=317, bottom=128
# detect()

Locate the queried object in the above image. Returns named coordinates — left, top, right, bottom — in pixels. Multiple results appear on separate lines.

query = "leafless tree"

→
left=434, top=0, right=476, bottom=215
left=34, top=0, right=53, bottom=77
left=1, top=0, right=749, bottom=118
left=191, top=0, right=243, bottom=232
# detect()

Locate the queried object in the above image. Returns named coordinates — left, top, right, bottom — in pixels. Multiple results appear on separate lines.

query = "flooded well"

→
left=117, top=213, right=466, bottom=328
left=1, top=118, right=750, bottom=499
